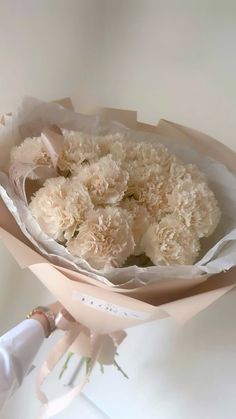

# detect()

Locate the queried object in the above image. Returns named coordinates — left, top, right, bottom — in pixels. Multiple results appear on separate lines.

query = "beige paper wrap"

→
left=0, top=101, right=236, bottom=330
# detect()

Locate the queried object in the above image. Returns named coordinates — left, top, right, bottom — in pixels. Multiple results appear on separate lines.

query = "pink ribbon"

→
left=9, top=163, right=56, bottom=204
left=36, top=314, right=126, bottom=419
left=8, top=127, right=63, bottom=205
left=41, top=127, right=64, bottom=168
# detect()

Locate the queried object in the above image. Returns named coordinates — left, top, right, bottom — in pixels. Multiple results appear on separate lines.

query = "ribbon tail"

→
left=36, top=324, right=81, bottom=404
left=36, top=334, right=105, bottom=419
left=37, top=376, right=89, bottom=419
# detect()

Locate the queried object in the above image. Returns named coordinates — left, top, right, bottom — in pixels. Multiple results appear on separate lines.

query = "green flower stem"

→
left=113, top=359, right=129, bottom=379
left=59, top=352, right=74, bottom=380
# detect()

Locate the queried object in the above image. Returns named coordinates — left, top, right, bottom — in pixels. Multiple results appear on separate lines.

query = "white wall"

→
left=0, top=0, right=235, bottom=151
left=83, top=0, right=236, bottom=151
left=0, top=0, right=101, bottom=113
left=0, top=1, right=236, bottom=419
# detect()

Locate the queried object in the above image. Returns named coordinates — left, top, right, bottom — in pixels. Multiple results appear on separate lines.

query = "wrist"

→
left=31, top=313, right=51, bottom=338
left=27, top=306, right=57, bottom=338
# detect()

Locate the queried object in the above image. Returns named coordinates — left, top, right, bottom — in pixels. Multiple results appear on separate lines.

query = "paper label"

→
left=72, top=290, right=150, bottom=320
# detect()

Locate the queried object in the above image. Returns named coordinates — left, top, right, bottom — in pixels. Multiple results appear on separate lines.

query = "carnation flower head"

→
left=75, top=155, right=129, bottom=205
left=57, top=129, right=100, bottom=175
left=168, top=178, right=221, bottom=238
left=96, top=133, right=127, bottom=161
left=142, top=215, right=200, bottom=265
left=124, top=141, right=175, bottom=173
left=169, top=160, right=206, bottom=184
left=29, top=176, right=93, bottom=242
left=186, top=164, right=207, bottom=182
left=125, top=163, right=169, bottom=220
left=120, top=198, right=153, bottom=255
left=10, top=136, right=52, bottom=168
left=67, top=207, right=135, bottom=269
left=97, top=135, right=174, bottom=172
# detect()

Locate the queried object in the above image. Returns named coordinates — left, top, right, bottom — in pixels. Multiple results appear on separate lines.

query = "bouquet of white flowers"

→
left=10, top=126, right=221, bottom=269
left=0, top=97, right=235, bottom=419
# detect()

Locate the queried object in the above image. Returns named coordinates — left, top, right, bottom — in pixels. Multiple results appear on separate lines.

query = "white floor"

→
left=0, top=1, right=236, bottom=418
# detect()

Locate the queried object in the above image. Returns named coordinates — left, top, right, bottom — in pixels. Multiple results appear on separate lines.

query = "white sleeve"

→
left=0, top=319, right=44, bottom=411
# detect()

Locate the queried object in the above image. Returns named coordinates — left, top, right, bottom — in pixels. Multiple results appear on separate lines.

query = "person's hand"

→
left=31, top=302, right=75, bottom=338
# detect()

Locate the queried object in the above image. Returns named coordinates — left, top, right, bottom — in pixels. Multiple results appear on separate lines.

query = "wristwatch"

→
left=27, top=306, right=56, bottom=337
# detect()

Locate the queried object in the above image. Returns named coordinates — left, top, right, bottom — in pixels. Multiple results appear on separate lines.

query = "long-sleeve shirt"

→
left=0, top=319, right=44, bottom=411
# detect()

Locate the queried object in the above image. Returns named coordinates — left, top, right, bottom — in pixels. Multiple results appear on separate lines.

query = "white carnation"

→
left=125, top=163, right=169, bottom=219
left=67, top=207, right=135, bottom=269
left=58, top=129, right=100, bottom=174
left=97, top=135, right=174, bottom=172
left=186, top=164, right=207, bottom=182
left=29, top=177, right=93, bottom=242
left=168, top=178, right=221, bottom=238
left=125, top=141, right=174, bottom=172
left=142, top=215, right=200, bottom=265
left=97, top=133, right=127, bottom=161
left=120, top=198, right=153, bottom=255
left=75, top=155, right=129, bottom=205
left=10, top=136, right=52, bottom=167
left=169, top=160, right=206, bottom=184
